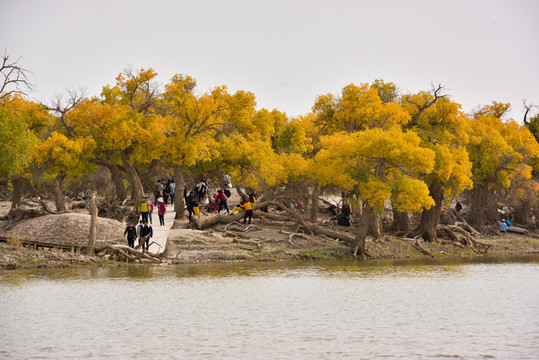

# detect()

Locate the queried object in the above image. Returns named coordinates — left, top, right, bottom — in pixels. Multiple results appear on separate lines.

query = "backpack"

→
left=164, top=183, right=171, bottom=195
left=224, top=188, right=231, bottom=198
left=199, top=183, right=206, bottom=196
left=153, top=184, right=161, bottom=197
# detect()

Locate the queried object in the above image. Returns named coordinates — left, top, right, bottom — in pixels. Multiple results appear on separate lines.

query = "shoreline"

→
left=2, top=233, right=538, bottom=270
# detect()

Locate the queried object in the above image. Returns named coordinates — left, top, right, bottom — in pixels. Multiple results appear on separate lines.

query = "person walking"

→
left=157, top=197, right=166, bottom=226
left=140, top=221, right=153, bottom=252
left=136, top=220, right=144, bottom=246
left=148, top=198, right=154, bottom=224
left=138, top=197, right=150, bottom=223
left=123, top=221, right=137, bottom=248
left=153, top=179, right=163, bottom=203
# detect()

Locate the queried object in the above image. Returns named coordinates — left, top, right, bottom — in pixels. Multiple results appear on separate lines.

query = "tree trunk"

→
left=106, top=163, right=127, bottom=201
left=353, top=203, right=369, bottom=258
left=310, top=184, right=320, bottom=222
left=367, top=210, right=382, bottom=240
left=513, top=198, right=531, bottom=226
left=393, top=209, right=410, bottom=233
left=122, top=152, right=144, bottom=208
left=420, top=181, right=443, bottom=242
left=84, top=192, right=98, bottom=255
left=174, top=166, right=186, bottom=219
left=25, top=178, right=38, bottom=197
left=236, top=185, right=248, bottom=202
left=471, top=184, right=498, bottom=232
left=10, top=176, right=25, bottom=211
left=52, top=173, right=66, bottom=212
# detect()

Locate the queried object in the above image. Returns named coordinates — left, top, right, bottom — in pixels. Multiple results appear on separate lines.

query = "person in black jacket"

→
left=140, top=221, right=153, bottom=252
left=123, top=221, right=137, bottom=248
left=186, top=191, right=197, bottom=222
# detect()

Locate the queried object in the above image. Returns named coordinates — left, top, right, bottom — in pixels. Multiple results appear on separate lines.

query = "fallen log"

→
left=506, top=226, right=528, bottom=235
left=192, top=210, right=288, bottom=229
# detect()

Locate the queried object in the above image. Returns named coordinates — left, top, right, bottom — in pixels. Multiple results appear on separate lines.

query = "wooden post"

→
left=84, top=191, right=98, bottom=255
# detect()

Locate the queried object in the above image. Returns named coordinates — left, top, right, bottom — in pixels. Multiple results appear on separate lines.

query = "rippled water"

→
left=1, top=257, right=538, bottom=359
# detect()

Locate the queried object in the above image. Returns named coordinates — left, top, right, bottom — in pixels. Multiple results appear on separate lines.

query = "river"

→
left=1, top=256, right=538, bottom=359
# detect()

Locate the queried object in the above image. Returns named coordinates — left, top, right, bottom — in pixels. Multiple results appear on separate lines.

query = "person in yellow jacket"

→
left=138, top=197, right=150, bottom=223
left=240, top=199, right=253, bottom=224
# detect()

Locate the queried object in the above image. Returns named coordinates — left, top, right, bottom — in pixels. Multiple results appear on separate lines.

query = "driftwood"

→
left=95, top=244, right=165, bottom=263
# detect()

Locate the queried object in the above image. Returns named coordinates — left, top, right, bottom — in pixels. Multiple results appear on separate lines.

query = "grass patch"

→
left=271, top=246, right=287, bottom=254
left=6, top=236, right=24, bottom=248
left=513, top=237, right=539, bottom=246
left=301, top=249, right=350, bottom=260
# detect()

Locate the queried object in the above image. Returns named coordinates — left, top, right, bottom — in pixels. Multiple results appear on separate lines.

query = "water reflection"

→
left=1, top=255, right=538, bottom=283
left=0, top=256, right=538, bottom=359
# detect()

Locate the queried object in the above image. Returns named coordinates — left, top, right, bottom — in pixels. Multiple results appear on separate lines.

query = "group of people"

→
left=183, top=177, right=255, bottom=225
left=328, top=201, right=351, bottom=227
left=499, top=218, right=512, bottom=235
left=184, top=184, right=239, bottom=222
left=129, top=173, right=257, bottom=249
left=153, top=179, right=175, bottom=205
left=123, top=219, right=153, bottom=251
left=138, top=196, right=167, bottom=227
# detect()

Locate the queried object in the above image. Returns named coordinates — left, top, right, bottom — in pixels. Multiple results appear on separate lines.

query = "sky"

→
left=2, top=0, right=538, bottom=122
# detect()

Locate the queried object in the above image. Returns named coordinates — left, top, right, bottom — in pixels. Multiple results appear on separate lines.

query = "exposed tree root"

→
left=224, top=221, right=261, bottom=233
left=440, top=225, right=492, bottom=254
left=97, top=198, right=134, bottom=222
left=278, top=227, right=310, bottom=247
left=414, top=237, right=434, bottom=257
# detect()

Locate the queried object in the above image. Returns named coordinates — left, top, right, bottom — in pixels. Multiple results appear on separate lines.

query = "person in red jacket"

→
left=216, top=190, right=230, bottom=214
left=157, top=197, right=166, bottom=226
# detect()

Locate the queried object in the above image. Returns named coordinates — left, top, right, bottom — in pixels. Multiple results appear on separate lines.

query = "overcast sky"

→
left=2, top=0, right=538, bottom=122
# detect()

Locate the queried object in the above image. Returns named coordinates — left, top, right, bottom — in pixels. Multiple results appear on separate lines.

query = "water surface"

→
left=1, top=257, right=538, bottom=359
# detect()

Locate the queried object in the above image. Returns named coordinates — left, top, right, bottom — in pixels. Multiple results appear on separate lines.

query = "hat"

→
left=158, top=197, right=164, bottom=202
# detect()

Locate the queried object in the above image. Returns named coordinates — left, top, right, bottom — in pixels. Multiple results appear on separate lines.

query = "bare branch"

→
left=0, top=50, right=32, bottom=99
left=522, top=99, right=537, bottom=125
left=43, top=88, right=87, bottom=137
left=403, top=83, right=447, bottom=127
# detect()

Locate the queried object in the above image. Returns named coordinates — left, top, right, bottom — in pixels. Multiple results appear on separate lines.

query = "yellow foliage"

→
left=467, top=114, right=535, bottom=189
left=0, top=94, right=52, bottom=134
left=313, top=83, right=410, bottom=133
left=35, top=131, right=96, bottom=177
left=315, top=127, right=435, bottom=212
left=391, top=176, right=435, bottom=212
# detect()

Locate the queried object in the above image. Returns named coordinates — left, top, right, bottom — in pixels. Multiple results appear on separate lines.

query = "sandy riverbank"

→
left=1, top=201, right=538, bottom=269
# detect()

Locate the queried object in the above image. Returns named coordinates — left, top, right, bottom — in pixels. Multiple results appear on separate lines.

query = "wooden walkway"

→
left=147, top=203, right=176, bottom=254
